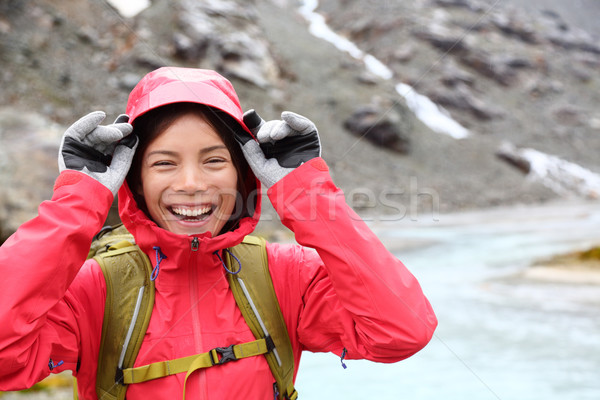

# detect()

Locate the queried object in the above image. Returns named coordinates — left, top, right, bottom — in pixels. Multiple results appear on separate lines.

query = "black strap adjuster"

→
left=115, top=367, right=124, bottom=384
left=210, top=345, right=237, bottom=365
left=265, top=335, right=275, bottom=352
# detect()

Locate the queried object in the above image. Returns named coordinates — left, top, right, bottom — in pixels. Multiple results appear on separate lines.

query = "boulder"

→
left=434, top=0, right=482, bottom=11
left=392, top=43, right=416, bottom=63
left=343, top=102, right=410, bottom=154
left=495, top=143, right=531, bottom=174
left=439, top=61, right=476, bottom=87
left=457, top=49, right=518, bottom=86
left=413, top=26, right=468, bottom=54
left=491, top=10, right=540, bottom=44
left=545, top=28, right=600, bottom=54
left=551, top=105, right=584, bottom=126
left=169, top=0, right=280, bottom=89
left=427, top=83, right=504, bottom=121
left=0, top=108, right=62, bottom=242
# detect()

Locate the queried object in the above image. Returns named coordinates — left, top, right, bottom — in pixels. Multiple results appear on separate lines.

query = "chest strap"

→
left=121, top=337, right=270, bottom=384
left=121, top=338, right=270, bottom=398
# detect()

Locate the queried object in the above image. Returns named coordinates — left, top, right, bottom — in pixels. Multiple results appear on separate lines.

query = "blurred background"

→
left=0, top=0, right=598, bottom=399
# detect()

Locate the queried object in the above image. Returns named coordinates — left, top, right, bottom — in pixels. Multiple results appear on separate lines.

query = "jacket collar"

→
left=117, top=181, right=261, bottom=259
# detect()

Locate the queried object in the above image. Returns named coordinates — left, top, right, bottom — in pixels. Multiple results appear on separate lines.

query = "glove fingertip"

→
left=243, top=109, right=263, bottom=130
left=281, top=111, right=313, bottom=132
left=280, top=111, right=301, bottom=121
left=257, top=120, right=284, bottom=142
left=87, top=111, right=107, bottom=124
left=118, top=123, right=134, bottom=136
left=113, top=114, right=129, bottom=124
left=67, top=111, right=107, bottom=140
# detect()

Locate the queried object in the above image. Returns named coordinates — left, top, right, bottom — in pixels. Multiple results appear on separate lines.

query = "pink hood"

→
left=126, top=68, right=251, bottom=127
left=118, top=67, right=261, bottom=255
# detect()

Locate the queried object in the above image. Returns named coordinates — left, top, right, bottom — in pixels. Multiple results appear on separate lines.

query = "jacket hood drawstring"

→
left=214, top=249, right=242, bottom=275
left=149, top=245, right=243, bottom=282
left=151, top=246, right=167, bottom=281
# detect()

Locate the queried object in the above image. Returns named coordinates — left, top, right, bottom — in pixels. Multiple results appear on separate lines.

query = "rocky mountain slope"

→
left=1, top=0, right=599, bottom=240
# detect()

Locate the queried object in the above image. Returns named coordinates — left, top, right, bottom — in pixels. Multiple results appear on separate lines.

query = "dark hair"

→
left=126, top=102, right=255, bottom=234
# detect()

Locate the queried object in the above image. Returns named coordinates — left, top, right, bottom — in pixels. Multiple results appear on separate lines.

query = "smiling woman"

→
left=127, top=103, right=253, bottom=236
left=0, top=67, right=436, bottom=400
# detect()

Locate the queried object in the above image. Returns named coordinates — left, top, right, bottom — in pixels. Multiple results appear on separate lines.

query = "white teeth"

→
left=172, top=206, right=212, bottom=217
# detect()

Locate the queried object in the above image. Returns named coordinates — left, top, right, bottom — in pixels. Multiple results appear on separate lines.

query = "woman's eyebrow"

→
left=146, top=150, right=177, bottom=157
left=146, top=150, right=177, bottom=158
left=146, top=145, right=228, bottom=158
left=200, top=145, right=228, bottom=154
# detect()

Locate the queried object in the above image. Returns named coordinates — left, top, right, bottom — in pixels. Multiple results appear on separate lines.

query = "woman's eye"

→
left=206, top=158, right=226, bottom=164
left=152, top=160, right=175, bottom=167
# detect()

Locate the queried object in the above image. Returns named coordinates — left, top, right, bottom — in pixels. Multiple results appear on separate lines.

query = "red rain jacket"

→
left=0, top=68, right=437, bottom=399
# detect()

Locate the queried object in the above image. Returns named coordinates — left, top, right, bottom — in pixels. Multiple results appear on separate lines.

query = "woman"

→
left=0, top=67, right=437, bottom=399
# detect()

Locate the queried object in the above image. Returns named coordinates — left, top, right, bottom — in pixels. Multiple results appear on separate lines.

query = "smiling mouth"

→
left=168, top=205, right=215, bottom=222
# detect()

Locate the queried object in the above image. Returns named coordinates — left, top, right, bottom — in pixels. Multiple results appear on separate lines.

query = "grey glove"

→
left=237, top=110, right=321, bottom=188
left=58, top=111, right=138, bottom=196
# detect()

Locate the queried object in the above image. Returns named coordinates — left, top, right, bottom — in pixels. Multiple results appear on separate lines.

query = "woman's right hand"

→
left=58, top=111, right=138, bottom=196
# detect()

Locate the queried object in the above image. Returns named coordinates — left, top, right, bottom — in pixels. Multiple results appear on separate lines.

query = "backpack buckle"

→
left=209, top=345, right=237, bottom=365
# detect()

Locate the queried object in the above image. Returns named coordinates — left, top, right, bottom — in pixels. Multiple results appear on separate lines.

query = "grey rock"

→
left=434, top=0, right=482, bottom=11
left=491, top=10, right=540, bottom=44
left=427, top=83, right=504, bottom=121
left=172, top=31, right=210, bottom=62
left=0, top=108, right=62, bottom=242
left=440, top=61, right=476, bottom=87
left=551, top=105, right=584, bottom=126
left=413, top=27, right=468, bottom=54
left=546, top=28, right=600, bottom=54
left=392, top=43, right=416, bottom=63
left=343, top=103, right=410, bottom=154
left=118, top=73, right=143, bottom=91
left=173, top=0, right=279, bottom=88
left=457, top=49, right=518, bottom=86
left=496, top=143, right=531, bottom=174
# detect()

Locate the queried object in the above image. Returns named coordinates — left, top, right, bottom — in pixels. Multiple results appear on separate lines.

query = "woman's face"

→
left=139, top=112, right=239, bottom=236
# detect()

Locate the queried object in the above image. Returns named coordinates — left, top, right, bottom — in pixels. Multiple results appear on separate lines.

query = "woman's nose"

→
left=173, top=165, right=207, bottom=192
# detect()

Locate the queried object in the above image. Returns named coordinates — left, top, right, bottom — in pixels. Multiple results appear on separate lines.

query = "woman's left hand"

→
left=236, top=110, right=321, bottom=188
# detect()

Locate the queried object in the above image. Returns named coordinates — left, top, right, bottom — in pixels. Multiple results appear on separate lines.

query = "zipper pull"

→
left=191, top=237, right=199, bottom=252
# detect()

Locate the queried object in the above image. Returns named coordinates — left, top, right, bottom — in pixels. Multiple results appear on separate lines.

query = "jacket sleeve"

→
left=267, top=158, right=437, bottom=363
left=0, top=171, right=111, bottom=390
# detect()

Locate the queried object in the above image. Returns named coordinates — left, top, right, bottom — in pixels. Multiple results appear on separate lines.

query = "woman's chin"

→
left=161, top=214, right=230, bottom=237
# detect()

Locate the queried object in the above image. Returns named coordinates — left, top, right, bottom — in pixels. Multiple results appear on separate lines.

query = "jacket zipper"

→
left=188, top=237, right=207, bottom=399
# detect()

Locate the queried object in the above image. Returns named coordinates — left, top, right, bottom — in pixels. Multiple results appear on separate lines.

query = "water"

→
left=295, top=201, right=600, bottom=399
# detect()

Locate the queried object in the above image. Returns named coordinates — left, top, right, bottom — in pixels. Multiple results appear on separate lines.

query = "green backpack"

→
left=77, top=224, right=297, bottom=400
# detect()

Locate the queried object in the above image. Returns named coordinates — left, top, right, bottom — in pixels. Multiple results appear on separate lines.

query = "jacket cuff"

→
left=267, top=158, right=348, bottom=227
left=53, top=170, right=114, bottom=211
left=54, top=170, right=112, bottom=198
left=267, top=157, right=331, bottom=198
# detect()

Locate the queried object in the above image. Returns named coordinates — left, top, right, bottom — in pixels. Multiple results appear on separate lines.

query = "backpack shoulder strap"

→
left=225, top=235, right=297, bottom=400
left=93, top=232, right=155, bottom=400
left=88, top=223, right=136, bottom=258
